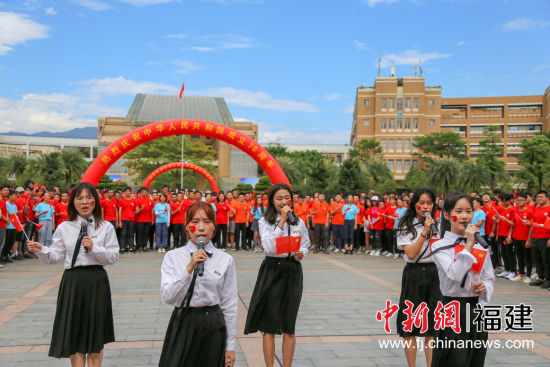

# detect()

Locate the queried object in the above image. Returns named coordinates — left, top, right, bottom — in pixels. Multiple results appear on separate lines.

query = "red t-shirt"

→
left=215, top=202, right=232, bottom=225
left=294, top=203, right=309, bottom=224
left=512, top=207, right=533, bottom=241
left=356, top=204, right=365, bottom=225
left=135, top=196, right=154, bottom=223
left=368, top=207, right=385, bottom=230
left=482, top=205, right=496, bottom=235
left=26, top=198, right=36, bottom=222
left=0, top=199, right=7, bottom=229
left=15, top=196, right=26, bottom=223
left=497, top=206, right=515, bottom=237
left=234, top=202, right=249, bottom=223
left=384, top=206, right=398, bottom=229
left=101, top=198, right=118, bottom=222
left=118, top=198, right=136, bottom=221
left=170, top=202, right=187, bottom=224
left=330, top=202, right=345, bottom=225
left=532, top=205, right=550, bottom=239
left=310, top=201, right=328, bottom=224
left=55, top=202, right=69, bottom=226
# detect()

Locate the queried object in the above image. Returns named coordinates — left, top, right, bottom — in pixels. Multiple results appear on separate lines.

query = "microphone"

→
left=81, top=220, right=89, bottom=253
left=197, top=236, right=206, bottom=276
left=424, top=212, right=439, bottom=234
left=462, top=222, right=490, bottom=249
left=286, top=200, right=296, bottom=223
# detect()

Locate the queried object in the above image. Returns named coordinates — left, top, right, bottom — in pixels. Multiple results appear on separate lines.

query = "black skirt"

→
left=159, top=305, right=226, bottom=367
left=244, top=256, right=303, bottom=335
left=49, top=265, right=115, bottom=358
left=397, top=262, right=442, bottom=338
left=431, top=296, right=488, bottom=367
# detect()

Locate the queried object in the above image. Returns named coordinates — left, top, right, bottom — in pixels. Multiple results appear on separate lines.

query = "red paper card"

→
left=276, top=236, right=301, bottom=254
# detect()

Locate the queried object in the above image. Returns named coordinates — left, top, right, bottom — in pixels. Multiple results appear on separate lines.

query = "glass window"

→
left=396, top=160, right=402, bottom=172
left=405, top=139, right=411, bottom=151
left=389, top=118, right=395, bottom=129
left=363, top=99, right=369, bottom=106
left=396, top=139, right=402, bottom=151
left=413, top=98, right=419, bottom=109
left=413, top=118, right=419, bottom=129
left=397, top=98, right=403, bottom=110
left=405, top=98, right=411, bottom=109
left=388, top=139, right=394, bottom=151
left=363, top=119, right=369, bottom=126
left=412, top=159, right=418, bottom=168
left=388, top=159, right=394, bottom=171
left=404, top=160, right=411, bottom=172
left=381, top=118, right=387, bottom=130
left=413, top=139, right=418, bottom=152
left=429, top=119, right=435, bottom=126
left=405, top=118, right=411, bottom=129
left=381, top=139, right=386, bottom=151
left=509, top=126, right=518, bottom=132
left=381, top=98, right=387, bottom=109
left=389, top=98, right=395, bottom=109
left=397, top=118, right=403, bottom=129
left=429, top=99, right=436, bottom=106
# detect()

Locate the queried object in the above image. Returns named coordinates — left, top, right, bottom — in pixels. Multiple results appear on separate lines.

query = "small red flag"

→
left=276, top=236, right=301, bottom=254
left=455, top=244, right=487, bottom=273
left=179, top=80, right=185, bottom=98
left=9, top=214, right=23, bottom=232
left=34, top=223, right=44, bottom=231
left=33, top=183, right=39, bottom=191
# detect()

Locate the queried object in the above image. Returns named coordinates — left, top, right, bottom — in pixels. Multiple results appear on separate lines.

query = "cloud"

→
left=172, top=59, right=202, bottom=74
left=163, top=33, right=188, bottom=39
left=380, top=49, right=451, bottom=68
left=191, top=46, right=215, bottom=52
left=324, top=93, right=341, bottom=101
left=72, top=0, right=113, bottom=11
left=501, top=18, right=550, bottom=31
left=78, top=76, right=179, bottom=99
left=45, top=7, right=57, bottom=15
left=190, top=34, right=258, bottom=52
left=456, top=40, right=467, bottom=46
left=145, top=61, right=164, bottom=66
left=193, top=87, right=318, bottom=112
left=352, top=40, right=366, bottom=50
left=0, top=11, right=49, bottom=55
left=259, top=127, right=349, bottom=144
left=533, top=65, right=550, bottom=73
left=362, top=0, right=398, bottom=7
left=117, top=0, right=174, bottom=5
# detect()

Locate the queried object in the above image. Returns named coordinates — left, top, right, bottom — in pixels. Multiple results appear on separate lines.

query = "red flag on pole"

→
left=33, top=183, right=39, bottom=191
left=34, top=223, right=44, bottom=231
left=9, top=214, right=24, bottom=232
left=179, top=80, right=185, bottom=98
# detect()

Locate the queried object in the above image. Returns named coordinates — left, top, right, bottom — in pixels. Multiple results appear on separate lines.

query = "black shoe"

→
left=23, top=253, right=32, bottom=259
left=529, top=280, right=543, bottom=286
left=323, top=249, right=329, bottom=254
left=540, top=280, right=550, bottom=289
left=143, top=248, right=150, bottom=252
left=314, top=249, right=319, bottom=254
left=344, top=250, right=349, bottom=255
left=4, top=257, right=13, bottom=263
left=349, top=250, right=354, bottom=255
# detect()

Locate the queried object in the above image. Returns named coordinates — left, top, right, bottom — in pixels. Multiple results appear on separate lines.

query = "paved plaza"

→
left=1, top=251, right=550, bottom=366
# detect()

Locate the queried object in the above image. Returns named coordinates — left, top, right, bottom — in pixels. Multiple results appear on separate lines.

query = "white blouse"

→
left=259, top=215, right=311, bottom=258
left=36, top=216, right=119, bottom=269
left=396, top=218, right=439, bottom=264
left=160, top=241, right=238, bottom=351
left=430, top=231, right=495, bottom=305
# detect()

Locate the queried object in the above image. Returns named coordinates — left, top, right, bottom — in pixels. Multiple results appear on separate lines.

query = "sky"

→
left=0, top=0, right=549, bottom=144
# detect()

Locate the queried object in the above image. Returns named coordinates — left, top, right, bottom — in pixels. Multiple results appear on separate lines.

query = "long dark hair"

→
left=264, top=183, right=298, bottom=225
left=440, top=192, right=473, bottom=238
left=397, top=188, right=436, bottom=239
left=68, top=182, right=103, bottom=229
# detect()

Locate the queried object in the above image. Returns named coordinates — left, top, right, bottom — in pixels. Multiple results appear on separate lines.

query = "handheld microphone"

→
left=424, top=212, right=439, bottom=234
left=81, top=220, right=89, bottom=253
left=286, top=200, right=296, bottom=223
left=197, top=236, right=206, bottom=276
left=462, top=222, right=490, bottom=249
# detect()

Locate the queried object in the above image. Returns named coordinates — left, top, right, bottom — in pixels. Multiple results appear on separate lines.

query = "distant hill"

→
left=0, top=127, right=97, bottom=139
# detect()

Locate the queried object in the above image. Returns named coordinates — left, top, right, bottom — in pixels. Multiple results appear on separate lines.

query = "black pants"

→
left=370, top=229, right=383, bottom=250
left=354, top=227, right=365, bottom=249
left=485, top=234, right=501, bottom=268
left=108, top=221, right=121, bottom=250
left=135, top=222, right=150, bottom=249
left=121, top=220, right=134, bottom=249
left=172, top=224, right=185, bottom=248
left=384, top=229, right=395, bottom=253
left=532, top=237, right=549, bottom=281
left=314, top=223, right=327, bottom=250
left=2, top=229, right=18, bottom=258
left=499, top=235, right=515, bottom=272
left=512, top=239, right=532, bottom=276
left=148, top=223, right=155, bottom=248
left=332, top=224, right=343, bottom=249
left=235, top=223, right=248, bottom=250
left=215, top=224, right=228, bottom=249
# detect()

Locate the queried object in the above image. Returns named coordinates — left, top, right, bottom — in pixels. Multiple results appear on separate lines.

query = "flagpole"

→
left=181, top=135, right=184, bottom=190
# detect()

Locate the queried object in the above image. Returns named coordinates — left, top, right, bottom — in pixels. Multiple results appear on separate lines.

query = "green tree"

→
left=350, top=139, right=383, bottom=165
left=338, top=158, right=364, bottom=194
left=234, top=183, right=253, bottom=193
left=402, top=166, right=428, bottom=191
left=60, top=150, right=88, bottom=190
left=365, top=158, right=395, bottom=193
left=476, top=126, right=506, bottom=191
left=96, top=175, right=129, bottom=191
left=413, top=132, right=467, bottom=162
left=427, top=159, right=459, bottom=194
left=34, top=152, right=64, bottom=187
left=9, top=155, right=27, bottom=179
left=254, top=175, right=272, bottom=193
left=517, top=134, right=550, bottom=191
left=265, top=144, right=289, bottom=158
left=457, top=161, right=490, bottom=193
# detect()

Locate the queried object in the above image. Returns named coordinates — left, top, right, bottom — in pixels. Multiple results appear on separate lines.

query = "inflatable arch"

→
left=143, top=162, right=219, bottom=193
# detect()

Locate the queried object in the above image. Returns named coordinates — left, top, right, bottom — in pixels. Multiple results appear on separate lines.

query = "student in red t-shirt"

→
left=310, top=193, right=329, bottom=253
left=510, top=192, right=534, bottom=283
left=135, top=187, right=154, bottom=252
left=527, top=190, right=550, bottom=288
left=101, top=189, right=118, bottom=226
left=233, top=193, right=250, bottom=251
left=495, top=193, right=516, bottom=279
left=367, top=196, right=385, bottom=256
left=117, top=187, right=136, bottom=252
left=383, top=196, right=399, bottom=258
left=0, top=185, right=10, bottom=266
left=55, top=191, right=69, bottom=226
left=214, top=192, right=235, bottom=250
left=170, top=192, right=189, bottom=248
left=329, top=194, right=345, bottom=252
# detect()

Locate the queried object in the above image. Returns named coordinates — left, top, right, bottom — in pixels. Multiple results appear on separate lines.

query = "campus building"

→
left=98, top=94, right=258, bottom=191
left=0, top=135, right=97, bottom=160
left=350, top=76, right=550, bottom=180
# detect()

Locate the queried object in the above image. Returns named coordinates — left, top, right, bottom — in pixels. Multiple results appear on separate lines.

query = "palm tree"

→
left=427, top=159, right=459, bottom=195
left=9, top=154, right=27, bottom=179
left=60, top=150, right=88, bottom=189
left=365, top=157, right=394, bottom=192
left=457, top=161, right=490, bottom=193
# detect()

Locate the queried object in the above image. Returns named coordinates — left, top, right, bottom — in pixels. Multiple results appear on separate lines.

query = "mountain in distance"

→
left=0, top=127, right=97, bottom=139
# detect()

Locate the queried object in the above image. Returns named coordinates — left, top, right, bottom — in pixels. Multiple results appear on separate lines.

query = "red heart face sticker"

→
left=416, top=204, right=422, bottom=211
left=287, top=200, right=292, bottom=206
left=451, top=215, right=458, bottom=222
left=89, top=200, right=95, bottom=207
left=189, top=225, right=196, bottom=233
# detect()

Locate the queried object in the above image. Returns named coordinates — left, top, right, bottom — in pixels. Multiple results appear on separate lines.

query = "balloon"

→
left=81, top=119, right=289, bottom=187
left=143, top=162, right=219, bottom=193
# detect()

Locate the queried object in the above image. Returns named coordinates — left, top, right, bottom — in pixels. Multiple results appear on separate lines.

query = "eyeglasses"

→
left=75, top=196, right=94, bottom=202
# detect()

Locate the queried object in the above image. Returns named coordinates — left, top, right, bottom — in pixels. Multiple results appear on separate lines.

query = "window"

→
left=412, top=159, right=418, bottom=168
left=413, top=98, right=419, bottom=109
left=381, top=118, right=387, bottom=130
left=429, top=119, right=435, bottom=126
left=389, top=98, right=395, bottom=109
left=397, top=118, right=403, bottom=129
left=363, top=99, right=369, bottom=106
left=381, top=98, right=387, bottom=109
left=509, top=126, right=518, bottom=132
left=337, top=154, right=342, bottom=164
left=388, top=139, right=394, bottom=151
left=404, top=160, right=411, bottom=172
left=405, top=139, right=411, bottom=151
left=396, top=139, right=402, bottom=151
left=405, top=118, right=411, bottom=130
left=363, top=119, right=369, bottom=126
left=396, top=160, right=402, bottom=172
left=389, top=118, right=395, bottom=129
left=429, top=99, right=436, bottom=106
left=397, top=98, right=403, bottom=110
left=405, top=98, right=411, bottom=109
left=413, top=118, right=419, bottom=130
left=413, top=139, right=418, bottom=152
left=388, top=160, right=394, bottom=171
left=381, top=139, right=386, bottom=151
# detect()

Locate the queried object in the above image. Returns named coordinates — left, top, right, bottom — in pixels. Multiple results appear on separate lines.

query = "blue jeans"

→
left=332, top=224, right=344, bottom=249
left=343, top=220, right=355, bottom=245
left=156, top=223, right=168, bottom=248
left=38, top=219, right=53, bottom=247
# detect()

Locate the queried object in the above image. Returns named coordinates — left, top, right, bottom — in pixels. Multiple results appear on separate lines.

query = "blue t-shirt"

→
left=472, top=209, right=486, bottom=236
left=6, top=201, right=18, bottom=229
left=250, top=206, right=264, bottom=220
left=154, top=203, right=170, bottom=223
left=342, top=204, right=359, bottom=220
left=35, top=202, right=55, bottom=221
left=394, top=207, right=408, bottom=230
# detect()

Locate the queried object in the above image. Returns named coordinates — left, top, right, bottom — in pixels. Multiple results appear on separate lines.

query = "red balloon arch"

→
left=143, top=162, right=219, bottom=193
left=81, top=119, right=290, bottom=187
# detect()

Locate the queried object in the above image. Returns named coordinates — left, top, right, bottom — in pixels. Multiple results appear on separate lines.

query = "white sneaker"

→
left=531, top=273, right=539, bottom=280
left=157, top=249, right=162, bottom=253
left=393, top=253, right=400, bottom=259
left=334, top=248, right=340, bottom=253
left=385, top=253, right=393, bottom=258
left=497, top=271, right=509, bottom=278
left=523, top=276, right=531, bottom=284
left=375, top=250, right=381, bottom=256
left=506, top=272, right=517, bottom=280
left=369, top=251, right=375, bottom=256
left=511, top=275, right=523, bottom=282
left=382, top=250, right=388, bottom=256
left=365, top=250, right=371, bottom=255
left=222, top=248, right=226, bottom=252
